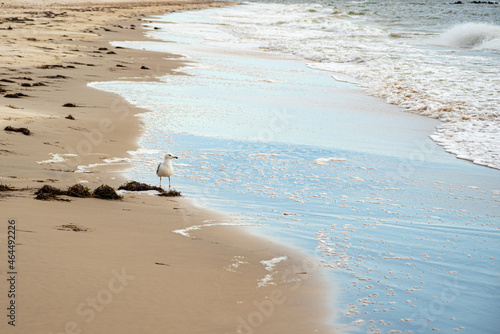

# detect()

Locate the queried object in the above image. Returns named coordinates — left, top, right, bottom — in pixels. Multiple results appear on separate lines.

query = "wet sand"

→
left=0, top=1, right=335, bottom=333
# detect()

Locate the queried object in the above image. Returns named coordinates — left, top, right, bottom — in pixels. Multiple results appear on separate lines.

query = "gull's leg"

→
left=159, top=177, right=162, bottom=188
left=168, top=176, right=171, bottom=189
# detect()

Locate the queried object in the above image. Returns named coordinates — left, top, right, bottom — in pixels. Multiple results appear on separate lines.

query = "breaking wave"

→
left=431, top=22, right=500, bottom=51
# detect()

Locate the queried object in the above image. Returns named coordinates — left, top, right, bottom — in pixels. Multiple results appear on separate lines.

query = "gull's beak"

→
left=174, top=156, right=178, bottom=159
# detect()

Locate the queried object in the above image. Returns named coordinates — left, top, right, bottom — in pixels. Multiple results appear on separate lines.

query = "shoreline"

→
left=0, top=1, right=337, bottom=333
left=85, top=6, right=500, bottom=334
left=1, top=0, right=237, bottom=189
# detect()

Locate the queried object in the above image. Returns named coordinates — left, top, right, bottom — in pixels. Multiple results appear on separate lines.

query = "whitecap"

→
left=431, top=22, right=500, bottom=51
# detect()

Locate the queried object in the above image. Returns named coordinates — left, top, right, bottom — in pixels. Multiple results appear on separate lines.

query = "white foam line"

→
left=37, top=153, right=77, bottom=164
left=116, top=189, right=162, bottom=196
left=172, top=221, right=262, bottom=238
left=126, top=148, right=160, bottom=156
left=75, top=157, right=129, bottom=173
left=260, top=256, right=288, bottom=271
left=257, top=274, right=275, bottom=288
left=257, top=256, right=289, bottom=288
left=313, top=157, right=348, bottom=165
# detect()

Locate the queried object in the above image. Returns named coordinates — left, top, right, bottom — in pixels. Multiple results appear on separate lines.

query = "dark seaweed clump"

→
left=158, top=189, right=182, bottom=197
left=35, top=185, right=66, bottom=195
left=34, top=184, right=122, bottom=201
left=56, top=224, right=88, bottom=232
left=119, top=180, right=181, bottom=197
left=118, top=180, right=163, bottom=192
left=0, top=184, right=15, bottom=191
left=38, top=64, right=65, bottom=69
left=34, top=185, right=69, bottom=201
left=35, top=193, right=62, bottom=201
left=4, top=93, right=28, bottom=98
left=93, top=184, right=122, bottom=200
left=66, top=184, right=92, bottom=198
left=4, top=126, right=31, bottom=136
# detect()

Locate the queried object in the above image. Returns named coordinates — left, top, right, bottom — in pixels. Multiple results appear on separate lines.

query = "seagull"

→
left=156, top=153, right=178, bottom=189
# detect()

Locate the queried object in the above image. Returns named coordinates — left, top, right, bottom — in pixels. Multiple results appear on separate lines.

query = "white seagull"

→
left=156, top=153, right=178, bottom=189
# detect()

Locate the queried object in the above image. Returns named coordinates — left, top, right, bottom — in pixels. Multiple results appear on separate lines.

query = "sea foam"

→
left=431, top=22, right=500, bottom=51
left=167, top=3, right=499, bottom=169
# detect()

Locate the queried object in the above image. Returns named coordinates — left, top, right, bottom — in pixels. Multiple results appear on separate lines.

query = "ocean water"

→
left=89, top=1, right=500, bottom=333
left=230, top=0, right=500, bottom=169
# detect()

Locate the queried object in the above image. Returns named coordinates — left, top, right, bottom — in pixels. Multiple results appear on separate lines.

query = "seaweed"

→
left=158, top=189, right=182, bottom=197
left=41, top=74, right=68, bottom=79
left=4, top=126, right=31, bottom=135
left=62, top=103, right=77, bottom=107
left=4, top=93, right=28, bottom=98
left=118, top=180, right=180, bottom=197
left=93, top=184, right=122, bottom=200
left=65, top=114, right=75, bottom=120
left=35, top=184, right=123, bottom=201
left=27, top=178, right=177, bottom=202
left=118, top=180, right=163, bottom=192
left=34, top=185, right=69, bottom=201
left=11, top=76, right=32, bottom=81
left=35, top=184, right=66, bottom=196
left=56, top=224, right=88, bottom=232
left=35, top=192, right=70, bottom=201
left=38, top=64, right=65, bottom=69
left=66, top=184, right=92, bottom=198
left=0, top=184, right=15, bottom=191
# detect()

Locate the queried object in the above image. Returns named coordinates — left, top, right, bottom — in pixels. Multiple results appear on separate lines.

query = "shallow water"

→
left=90, top=5, right=500, bottom=334
left=167, top=0, right=500, bottom=169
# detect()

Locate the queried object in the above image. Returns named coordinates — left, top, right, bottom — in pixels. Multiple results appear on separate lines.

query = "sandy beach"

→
left=0, top=1, right=334, bottom=333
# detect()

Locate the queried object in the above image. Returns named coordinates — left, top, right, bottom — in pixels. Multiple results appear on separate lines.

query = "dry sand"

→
left=0, top=1, right=336, bottom=333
